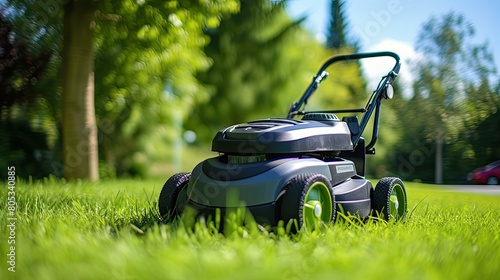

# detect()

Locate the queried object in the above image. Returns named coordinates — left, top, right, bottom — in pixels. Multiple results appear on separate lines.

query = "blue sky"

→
left=286, top=0, right=500, bottom=94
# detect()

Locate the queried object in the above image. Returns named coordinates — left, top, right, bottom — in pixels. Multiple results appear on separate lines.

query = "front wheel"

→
left=281, top=173, right=335, bottom=232
left=372, top=177, right=407, bottom=221
left=158, top=172, right=191, bottom=221
left=486, top=176, right=499, bottom=185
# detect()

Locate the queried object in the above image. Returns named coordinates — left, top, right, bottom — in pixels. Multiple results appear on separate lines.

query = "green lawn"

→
left=1, top=178, right=499, bottom=280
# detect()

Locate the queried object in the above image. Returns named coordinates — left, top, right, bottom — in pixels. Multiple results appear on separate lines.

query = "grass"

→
left=1, top=178, right=500, bottom=280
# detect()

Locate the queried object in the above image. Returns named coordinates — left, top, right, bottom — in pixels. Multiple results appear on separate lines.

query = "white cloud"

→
left=361, top=39, right=422, bottom=98
left=315, top=32, right=327, bottom=45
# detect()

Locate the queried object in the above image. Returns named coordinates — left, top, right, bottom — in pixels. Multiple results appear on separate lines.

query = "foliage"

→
left=3, top=2, right=498, bottom=182
left=1, top=179, right=500, bottom=279
left=412, top=12, right=497, bottom=140
left=0, top=120, right=53, bottom=179
left=186, top=0, right=306, bottom=141
left=2, top=0, right=63, bottom=123
left=92, top=0, right=238, bottom=177
left=447, top=92, right=500, bottom=178
left=307, top=50, right=368, bottom=113
left=3, top=0, right=369, bottom=179
left=326, top=0, right=346, bottom=49
left=2, top=0, right=239, bottom=178
left=0, top=13, right=56, bottom=179
left=385, top=12, right=499, bottom=183
left=186, top=0, right=367, bottom=143
left=0, top=14, right=52, bottom=118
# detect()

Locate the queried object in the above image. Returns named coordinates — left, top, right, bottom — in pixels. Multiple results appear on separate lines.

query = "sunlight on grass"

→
left=0, top=179, right=499, bottom=280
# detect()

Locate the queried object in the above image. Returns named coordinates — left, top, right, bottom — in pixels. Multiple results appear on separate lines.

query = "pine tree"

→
left=186, top=0, right=309, bottom=141
left=326, top=0, right=347, bottom=49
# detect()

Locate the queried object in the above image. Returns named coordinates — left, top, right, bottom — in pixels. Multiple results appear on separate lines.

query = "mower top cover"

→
left=211, top=113, right=353, bottom=155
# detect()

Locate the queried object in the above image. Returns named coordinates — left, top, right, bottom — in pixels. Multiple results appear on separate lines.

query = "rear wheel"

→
left=158, top=172, right=191, bottom=221
left=281, top=173, right=335, bottom=232
left=486, top=176, right=499, bottom=185
left=372, top=177, right=407, bottom=221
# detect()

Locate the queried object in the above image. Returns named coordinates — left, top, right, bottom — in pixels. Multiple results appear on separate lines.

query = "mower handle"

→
left=287, top=51, right=401, bottom=119
left=318, top=51, right=400, bottom=76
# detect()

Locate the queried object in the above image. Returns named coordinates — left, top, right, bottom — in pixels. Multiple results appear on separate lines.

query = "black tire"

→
left=486, top=176, right=499, bottom=185
left=158, top=172, right=191, bottom=221
left=372, top=177, right=407, bottom=221
left=281, top=173, right=335, bottom=232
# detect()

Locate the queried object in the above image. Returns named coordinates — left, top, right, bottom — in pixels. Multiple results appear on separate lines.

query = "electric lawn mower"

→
left=158, top=52, right=408, bottom=231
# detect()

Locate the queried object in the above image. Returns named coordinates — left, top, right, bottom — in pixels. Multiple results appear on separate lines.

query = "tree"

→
left=453, top=81, right=500, bottom=176
left=4, top=0, right=239, bottom=178
left=4, top=0, right=100, bottom=181
left=93, top=1, right=238, bottom=176
left=0, top=14, right=52, bottom=118
left=186, top=0, right=308, bottom=141
left=326, top=0, right=346, bottom=49
left=61, top=0, right=98, bottom=180
left=389, top=12, right=498, bottom=183
left=186, top=0, right=368, bottom=149
left=0, top=13, right=54, bottom=179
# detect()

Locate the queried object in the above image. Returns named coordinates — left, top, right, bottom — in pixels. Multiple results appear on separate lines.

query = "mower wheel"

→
left=372, top=177, right=407, bottom=221
left=158, top=172, right=191, bottom=221
left=281, top=173, right=335, bottom=232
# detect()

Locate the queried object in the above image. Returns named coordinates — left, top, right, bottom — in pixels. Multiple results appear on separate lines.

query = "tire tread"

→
left=281, top=173, right=335, bottom=231
left=158, top=172, right=191, bottom=220
left=372, top=177, right=407, bottom=221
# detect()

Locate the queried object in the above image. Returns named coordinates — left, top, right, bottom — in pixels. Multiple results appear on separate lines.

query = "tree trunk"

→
left=435, top=137, right=443, bottom=184
left=61, top=0, right=98, bottom=181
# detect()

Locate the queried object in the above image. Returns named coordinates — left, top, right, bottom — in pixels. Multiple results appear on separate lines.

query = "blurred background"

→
left=1, top=0, right=499, bottom=184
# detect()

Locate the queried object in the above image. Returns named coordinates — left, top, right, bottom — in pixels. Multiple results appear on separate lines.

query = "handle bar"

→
left=287, top=51, right=401, bottom=118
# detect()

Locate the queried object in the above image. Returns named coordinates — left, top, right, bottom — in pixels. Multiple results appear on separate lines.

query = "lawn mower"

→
left=158, top=51, right=407, bottom=231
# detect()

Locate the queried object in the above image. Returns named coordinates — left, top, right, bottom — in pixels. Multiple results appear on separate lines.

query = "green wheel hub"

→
left=372, top=177, right=407, bottom=222
left=389, top=183, right=406, bottom=219
left=302, top=181, right=333, bottom=228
